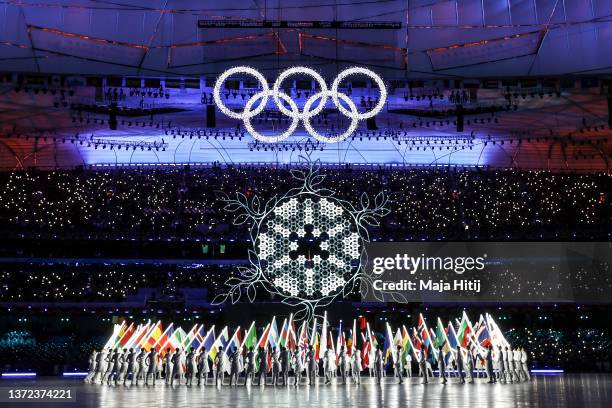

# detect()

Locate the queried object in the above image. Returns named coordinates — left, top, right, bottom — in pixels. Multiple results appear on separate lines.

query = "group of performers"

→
left=83, top=343, right=531, bottom=386
left=84, top=312, right=532, bottom=387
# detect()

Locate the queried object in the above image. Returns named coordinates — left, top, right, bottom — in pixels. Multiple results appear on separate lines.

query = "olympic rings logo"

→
left=213, top=66, right=387, bottom=144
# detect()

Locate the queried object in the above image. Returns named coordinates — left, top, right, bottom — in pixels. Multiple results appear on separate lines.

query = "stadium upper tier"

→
left=0, top=79, right=611, bottom=170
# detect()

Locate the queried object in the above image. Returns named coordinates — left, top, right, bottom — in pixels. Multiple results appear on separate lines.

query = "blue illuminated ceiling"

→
left=1, top=1, right=611, bottom=171
left=0, top=0, right=610, bottom=78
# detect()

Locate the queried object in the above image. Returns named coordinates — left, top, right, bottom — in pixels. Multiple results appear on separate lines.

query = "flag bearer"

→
left=520, top=348, right=531, bottom=381
left=417, top=349, right=428, bottom=384
left=437, top=346, right=447, bottom=384
left=280, top=346, right=290, bottom=386
left=229, top=349, right=241, bottom=386
left=145, top=349, right=158, bottom=386
left=244, top=347, right=255, bottom=386
left=292, top=347, right=303, bottom=387
left=394, top=346, right=404, bottom=384
left=456, top=346, right=466, bottom=384
left=351, top=349, right=362, bottom=384
left=486, top=345, right=496, bottom=383
left=255, top=346, right=267, bottom=386
left=374, top=345, right=384, bottom=384
left=84, top=349, right=98, bottom=383
left=323, top=348, right=334, bottom=385
left=186, top=348, right=197, bottom=386
left=93, top=348, right=107, bottom=384
left=196, top=348, right=209, bottom=386
left=307, top=345, right=317, bottom=385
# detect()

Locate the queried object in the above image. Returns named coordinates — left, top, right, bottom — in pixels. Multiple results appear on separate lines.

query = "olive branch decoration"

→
left=212, top=154, right=399, bottom=321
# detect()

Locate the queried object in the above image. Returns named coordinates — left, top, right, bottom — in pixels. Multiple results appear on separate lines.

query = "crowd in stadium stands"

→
left=0, top=263, right=235, bottom=302
left=0, top=167, right=610, bottom=240
left=0, top=330, right=104, bottom=375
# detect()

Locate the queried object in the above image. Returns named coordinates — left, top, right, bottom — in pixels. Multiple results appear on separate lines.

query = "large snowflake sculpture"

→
left=213, top=155, right=392, bottom=320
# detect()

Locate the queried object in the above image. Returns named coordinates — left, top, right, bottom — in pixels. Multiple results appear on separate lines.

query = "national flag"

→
left=390, top=328, right=402, bottom=363
left=361, top=333, right=370, bottom=369
left=103, top=322, right=125, bottom=349
left=162, top=326, right=186, bottom=355
left=268, top=317, right=279, bottom=348
left=436, top=318, right=454, bottom=364
left=111, top=322, right=128, bottom=348
left=328, top=330, right=336, bottom=365
left=258, top=323, right=271, bottom=348
left=486, top=313, right=510, bottom=348
left=297, top=321, right=308, bottom=360
left=154, top=324, right=174, bottom=354
left=430, top=328, right=437, bottom=348
left=458, top=311, right=481, bottom=352
left=427, top=327, right=439, bottom=362
left=358, top=316, right=367, bottom=331
left=118, top=322, right=137, bottom=348
left=278, top=318, right=289, bottom=348
left=257, top=321, right=273, bottom=372
left=457, top=312, right=474, bottom=348
left=313, top=332, right=321, bottom=361
left=411, top=327, right=422, bottom=352
left=110, top=321, right=129, bottom=348
left=287, top=319, right=297, bottom=351
left=181, top=324, right=200, bottom=350
left=417, top=313, right=433, bottom=354
left=143, top=321, right=163, bottom=351
left=473, top=315, right=482, bottom=334
left=346, top=320, right=356, bottom=357
left=309, top=317, right=318, bottom=347
left=335, top=321, right=343, bottom=357
left=196, top=325, right=215, bottom=354
left=383, top=323, right=394, bottom=367
left=191, top=325, right=207, bottom=350
left=456, top=316, right=483, bottom=354
left=446, top=321, right=459, bottom=350
left=209, top=326, right=229, bottom=362
left=400, top=325, right=415, bottom=361
left=241, top=322, right=257, bottom=352
left=340, top=330, right=346, bottom=353
left=366, top=322, right=377, bottom=366
left=281, top=314, right=294, bottom=349
left=125, top=321, right=150, bottom=349
left=140, top=322, right=160, bottom=349
left=226, top=326, right=243, bottom=355
left=320, top=311, right=328, bottom=357
left=393, top=328, right=402, bottom=347
left=476, top=315, right=492, bottom=348
left=434, top=318, right=449, bottom=349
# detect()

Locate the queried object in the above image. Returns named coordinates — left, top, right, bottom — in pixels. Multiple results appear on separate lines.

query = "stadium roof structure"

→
left=0, top=0, right=611, bottom=78
left=0, top=0, right=611, bottom=171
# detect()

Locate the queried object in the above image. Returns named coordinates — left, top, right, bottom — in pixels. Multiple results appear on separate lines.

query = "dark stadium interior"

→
left=1, top=1, right=612, bottom=407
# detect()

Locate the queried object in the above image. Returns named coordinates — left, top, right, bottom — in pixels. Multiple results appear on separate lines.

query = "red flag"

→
left=358, top=317, right=367, bottom=331
left=287, top=321, right=297, bottom=350
left=119, top=323, right=136, bottom=347
left=411, top=327, right=423, bottom=351
left=361, top=333, right=370, bottom=369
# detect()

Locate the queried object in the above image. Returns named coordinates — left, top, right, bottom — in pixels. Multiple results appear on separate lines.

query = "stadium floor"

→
left=1, top=374, right=611, bottom=408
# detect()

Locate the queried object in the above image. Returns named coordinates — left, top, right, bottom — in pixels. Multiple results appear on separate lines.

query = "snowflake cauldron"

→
left=214, top=156, right=391, bottom=320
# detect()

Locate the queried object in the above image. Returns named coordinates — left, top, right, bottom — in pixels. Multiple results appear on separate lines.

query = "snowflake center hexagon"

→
left=256, top=194, right=360, bottom=300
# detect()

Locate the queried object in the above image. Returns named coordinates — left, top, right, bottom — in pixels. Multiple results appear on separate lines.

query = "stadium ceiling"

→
left=0, top=0, right=611, bottom=79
